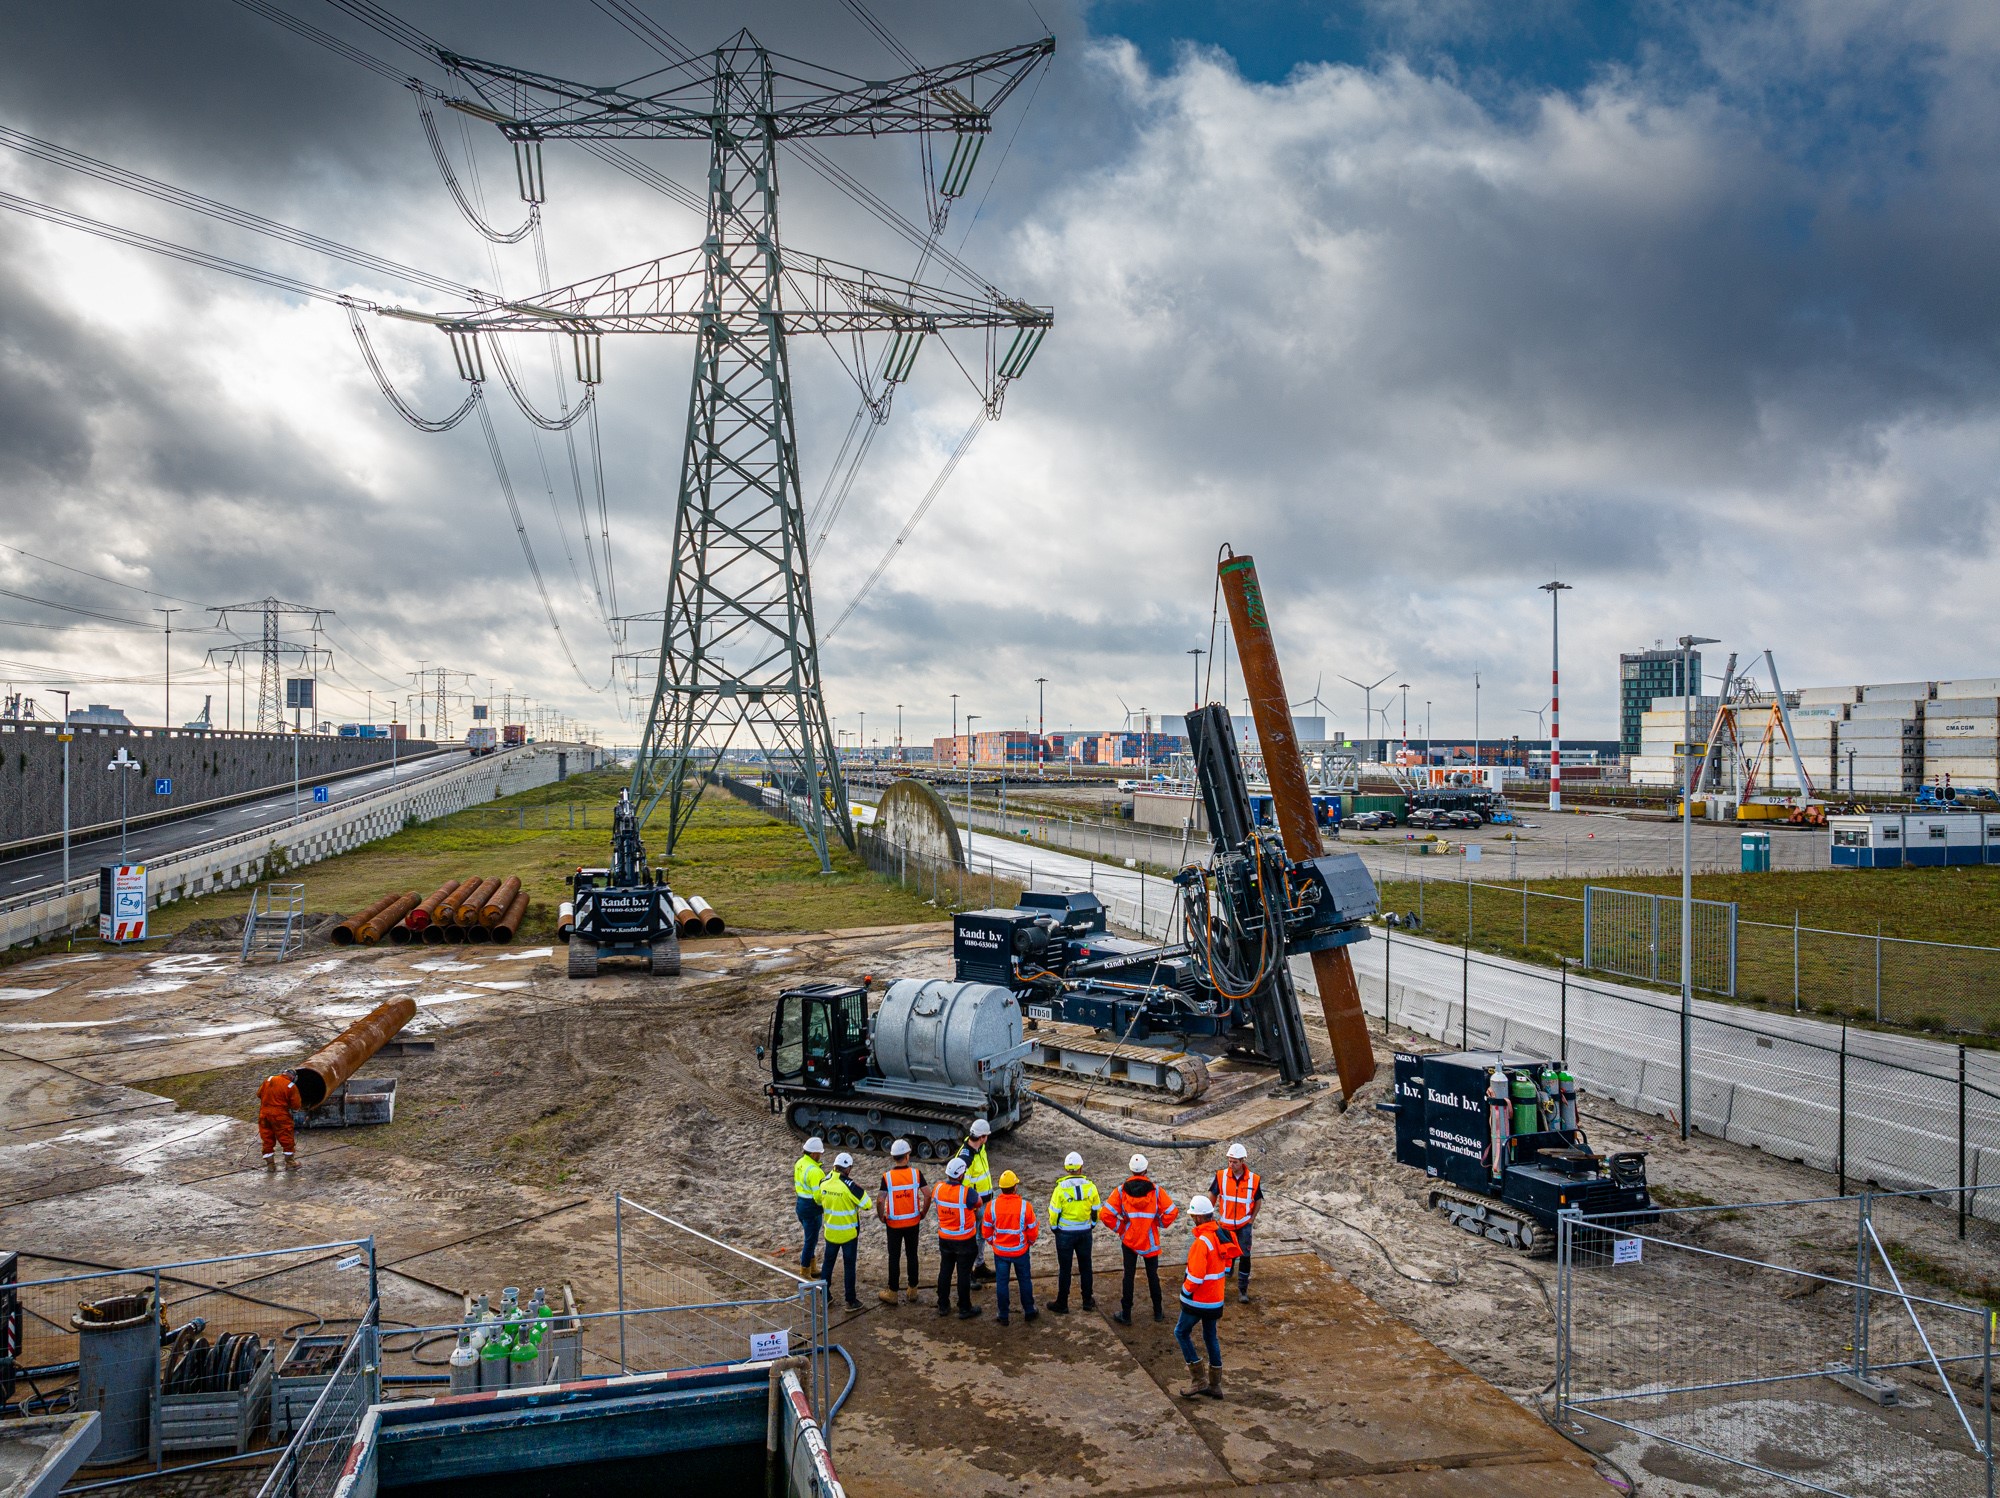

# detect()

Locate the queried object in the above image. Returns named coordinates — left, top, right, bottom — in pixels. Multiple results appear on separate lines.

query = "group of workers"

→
left=791, top=1120, right=1263, bottom=1398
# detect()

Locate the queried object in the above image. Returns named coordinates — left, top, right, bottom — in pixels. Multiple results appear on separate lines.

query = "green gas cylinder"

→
left=1510, top=1070, right=1539, bottom=1135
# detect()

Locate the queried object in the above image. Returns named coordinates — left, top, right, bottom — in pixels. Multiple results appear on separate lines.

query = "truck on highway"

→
left=466, top=726, right=498, bottom=757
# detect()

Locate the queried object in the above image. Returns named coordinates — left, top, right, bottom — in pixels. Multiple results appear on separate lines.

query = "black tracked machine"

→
left=566, top=790, right=680, bottom=979
left=1382, top=1049, right=1653, bottom=1254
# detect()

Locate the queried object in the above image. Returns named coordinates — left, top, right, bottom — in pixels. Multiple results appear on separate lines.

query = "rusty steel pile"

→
left=331, top=877, right=533, bottom=946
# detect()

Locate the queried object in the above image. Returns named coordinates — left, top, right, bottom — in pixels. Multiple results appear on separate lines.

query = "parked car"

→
left=1407, top=807, right=1452, bottom=829
left=1347, top=809, right=1397, bottom=830
left=1443, top=809, right=1484, bottom=829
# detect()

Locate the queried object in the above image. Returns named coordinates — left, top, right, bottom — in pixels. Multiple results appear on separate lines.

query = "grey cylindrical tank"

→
left=872, top=979, right=1021, bottom=1093
left=72, top=1293, right=159, bottom=1465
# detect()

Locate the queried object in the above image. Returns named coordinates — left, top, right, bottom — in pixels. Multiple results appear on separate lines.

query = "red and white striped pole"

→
left=1541, top=581, right=1571, bottom=811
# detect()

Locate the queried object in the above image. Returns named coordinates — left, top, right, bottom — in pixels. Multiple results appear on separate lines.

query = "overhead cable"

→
left=0, top=124, right=483, bottom=301
left=485, top=337, right=594, bottom=431
left=0, top=542, right=206, bottom=607
left=228, top=0, right=409, bottom=83
left=839, top=0, right=923, bottom=71
left=345, top=304, right=480, bottom=430
left=0, top=585, right=154, bottom=628
left=824, top=412, right=986, bottom=641
left=415, top=96, right=537, bottom=244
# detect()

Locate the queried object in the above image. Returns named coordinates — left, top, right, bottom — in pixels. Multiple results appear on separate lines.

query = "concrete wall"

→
left=1, top=743, right=602, bottom=951
left=0, top=723, right=439, bottom=846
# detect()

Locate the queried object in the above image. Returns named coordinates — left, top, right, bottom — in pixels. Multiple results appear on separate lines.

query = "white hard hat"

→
left=1064, top=1151, right=1084, bottom=1170
left=970, top=1119, right=991, bottom=1138
left=804, top=1137, right=824, bottom=1153
left=945, top=1157, right=966, bottom=1179
left=1129, top=1153, right=1149, bottom=1174
left=833, top=1152, right=854, bottom=1169
left=1227, top=1142, right=1248, bottom=1160
left=890, top=1138, right=911, bottom=1157
left=1190, top=1195, right=1215, bottom=1216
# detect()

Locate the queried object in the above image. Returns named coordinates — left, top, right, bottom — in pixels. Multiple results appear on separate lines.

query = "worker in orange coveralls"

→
left=257, top=1070, right=304, bottom=1170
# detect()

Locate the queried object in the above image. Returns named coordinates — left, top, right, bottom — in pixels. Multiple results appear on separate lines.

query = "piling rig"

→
left=567, top=790, right=679, bottom=978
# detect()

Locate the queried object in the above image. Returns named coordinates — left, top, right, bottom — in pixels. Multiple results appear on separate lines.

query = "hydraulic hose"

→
left=1031, top=1090, right=1217, bottom=1150
left=825, top=1343, right=858, bottom=1429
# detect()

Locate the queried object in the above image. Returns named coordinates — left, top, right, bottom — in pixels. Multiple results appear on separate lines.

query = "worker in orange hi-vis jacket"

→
left=257, top=1070, right=304, bottom=1170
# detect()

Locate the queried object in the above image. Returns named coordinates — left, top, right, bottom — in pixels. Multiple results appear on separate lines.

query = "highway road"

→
left=0, top=749, right=470, bottom=901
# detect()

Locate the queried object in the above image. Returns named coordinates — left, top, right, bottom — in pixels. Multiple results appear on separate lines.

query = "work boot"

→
left=878, top=1289, right=899, bottom=1305
left=902, top=1288, right=917, bottom=1304
left=1049, top=1300, right=1069, bottom=1315
left=1203, top=1365, right=1224, bottom=1400
left=1181, top=1361, right=1206, bottom=1399
left=935, top=1302, right=950, bottom=1317
left=1023, top=1308, right=1039, bottom=1323
left=1082, top=1297, right=1098, bottom=1312
left=1111, top=1308, right=1132, bottom=1326
left=996, top=1312, right=1009, bottom=1326
left=283, top=1154, right=300, bottom=1171
left=956, top=1306, right=982, bottom=1320
left=1152, top=1303, right=1164, bottom=1323
left=1238, top=1283, right=1253, bottom=1303
left=262, top=1154, right=276, bottom=1172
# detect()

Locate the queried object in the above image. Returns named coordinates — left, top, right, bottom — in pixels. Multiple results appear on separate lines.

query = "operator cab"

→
left=770, top=982, right=872, bottom=1094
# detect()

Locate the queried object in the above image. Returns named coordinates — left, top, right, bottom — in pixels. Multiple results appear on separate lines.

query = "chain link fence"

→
left=1557, top=1190, right=1997, bottom=1497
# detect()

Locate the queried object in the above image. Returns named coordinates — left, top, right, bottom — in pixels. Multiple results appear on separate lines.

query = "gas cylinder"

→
left=1485, top=1067, right=1510, bottom=1185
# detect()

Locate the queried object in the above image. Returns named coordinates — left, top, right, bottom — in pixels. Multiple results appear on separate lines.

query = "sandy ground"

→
left=4, top=929, right=1994, bottom=1496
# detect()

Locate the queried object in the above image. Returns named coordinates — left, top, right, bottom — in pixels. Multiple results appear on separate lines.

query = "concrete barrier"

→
left=1, top=744, right=602, bottom=951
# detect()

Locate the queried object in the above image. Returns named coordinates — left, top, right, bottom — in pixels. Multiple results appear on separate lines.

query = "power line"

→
left=0, top=585, right=154, bottom=628
left=0, top=541, right=208, bottom=607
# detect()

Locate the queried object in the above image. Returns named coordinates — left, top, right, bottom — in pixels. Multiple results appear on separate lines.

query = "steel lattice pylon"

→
left=408, top=29, right=1053, bottom=868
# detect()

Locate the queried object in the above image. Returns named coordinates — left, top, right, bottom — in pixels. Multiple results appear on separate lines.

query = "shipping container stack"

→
left=1628, top=694, right=1720, bottom=787
left=1776, top=683, right=1854, bottom=791
left=1831, top=682, right=1929, bottom=795
left=1923, top=678, right=2000, bottom=796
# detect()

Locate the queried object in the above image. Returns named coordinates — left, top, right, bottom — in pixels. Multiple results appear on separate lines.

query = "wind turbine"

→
left=1339, top=672, right=1393, bottom=753
left=1292, top=673, right=1336, bottom=738
left=1520, top=701, right=1551, bottom=738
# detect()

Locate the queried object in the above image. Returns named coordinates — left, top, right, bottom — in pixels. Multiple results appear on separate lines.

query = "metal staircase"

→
left=240, top=882, right=306, bottom=963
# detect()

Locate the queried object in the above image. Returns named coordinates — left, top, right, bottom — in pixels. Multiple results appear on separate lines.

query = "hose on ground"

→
left=1030, top=1090, right=1218, bottom=1150
left=826, top=1343, right=857, bottom=1429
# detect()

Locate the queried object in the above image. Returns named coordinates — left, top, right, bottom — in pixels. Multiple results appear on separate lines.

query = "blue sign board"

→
left=313, top=785, right=330, bottom=803
left=153, top=778, right=172, bottom=796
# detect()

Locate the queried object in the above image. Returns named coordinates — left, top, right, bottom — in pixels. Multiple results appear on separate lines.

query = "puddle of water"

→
left=470, top=981, right=531, bottom=992
left=2, top=1017, right=137, bottom=1030
left=18, top=955, right=103, bottom=970
left=95, top=979, right=192, bottom=998
left=127, top=1019, right=281, bottom=1044
left=414, top=990, right=479, bottom=1007
left=412, top=961, right=483, bottom=973
left=248, top=1040, right=297, bottom=1056
left=145, top=954, right=229, bottom=973
left=0, top=988, right=58, bottom=1002
left=495, top=947, right=553, bottom=962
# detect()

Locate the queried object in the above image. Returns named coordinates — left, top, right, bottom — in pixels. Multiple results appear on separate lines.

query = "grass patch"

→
left=1376, top=866, right=2000, bottom=1040
left=125, top=767, right=947, bottom=948
left=1882, top=1240, right=2000, bottom=1310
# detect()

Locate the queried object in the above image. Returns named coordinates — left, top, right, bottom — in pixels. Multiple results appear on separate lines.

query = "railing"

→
left=1556, top=1189, right=1997, bottom=1497
left=1582, top=884, right=1738, bottom=996
left=255, top=1303, right=379, bottom=1498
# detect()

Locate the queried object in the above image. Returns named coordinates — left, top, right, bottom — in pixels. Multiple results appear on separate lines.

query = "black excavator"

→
left=567, top=790, right=680, bottom=978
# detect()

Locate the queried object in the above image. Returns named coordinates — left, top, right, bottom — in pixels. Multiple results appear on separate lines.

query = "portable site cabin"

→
left=1828, top=812, right=2000, bottom=868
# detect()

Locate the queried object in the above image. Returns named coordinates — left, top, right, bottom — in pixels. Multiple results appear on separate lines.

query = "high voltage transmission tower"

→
left=208, top=597, right=330, bottom=731
left=389, top=28, right=1054, bottom=870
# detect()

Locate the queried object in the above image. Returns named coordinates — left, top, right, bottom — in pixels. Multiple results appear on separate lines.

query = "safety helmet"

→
left=970, top=1119, right=991, bottom=1138
left=833, top=1152, right=854, bottom=1169
left=1129, top=1153, right=1149, bottom=1174
left=1064, top=1151, right=1084, bottom=1170
left=945, top=1158, right=967, bottom=1179
left=998, top=1169, right=1019, bottom=1189
left=1227, top=1142, right=1248, bottom=1160
left=1189, top=1194, right=1215, bottom=1216
left=889, top=1138, right=911, bottom=1157
left=804, top=1137, right=825, bottom=1153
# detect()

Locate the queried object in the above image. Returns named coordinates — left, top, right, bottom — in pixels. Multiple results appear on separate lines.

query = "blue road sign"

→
left=153, top=778, right=172, bottom=795
left=313, top=785, right=330, bottom=803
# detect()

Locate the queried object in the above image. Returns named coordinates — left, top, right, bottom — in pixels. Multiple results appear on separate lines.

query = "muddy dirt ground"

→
left=5, top=925, right=1995, bottom=1496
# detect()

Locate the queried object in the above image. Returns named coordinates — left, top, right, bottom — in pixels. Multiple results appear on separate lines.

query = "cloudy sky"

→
left=4, top=1, right=1999, bottom=749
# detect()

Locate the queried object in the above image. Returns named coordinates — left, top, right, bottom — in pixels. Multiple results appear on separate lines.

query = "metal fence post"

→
left=1793, top=910, right=1800, bottom=1014
left=1582, top=885, right=1592, bottom=969
left=1559, top=957, right=1568, bottom=1062
left=1383, top=921, right=1392, bottom=1034
left=1854, top=1193, right=1873, bottom=1381
left=1876, top=925, right=1884, bottom=1021
left=1961, top=1046, right=1970, bottom=1242
left=366, top=1235, right=378, bottom=1313
left=1522, top=880, right=1529, bottom=950
left=150, top=1268, right=163, bottom=1470
left=615, top=1192, right=628, bottom=1374
left=1838, top=1026, right=1849, bottom=1197
left=1649, top=894, right=1660, bottom=982
left=1726, top=902, right=1737, bottom=997
left=1460, top=910, right=1470, bottom=1050
left=1981, top=1310, right=1992, bottom=1498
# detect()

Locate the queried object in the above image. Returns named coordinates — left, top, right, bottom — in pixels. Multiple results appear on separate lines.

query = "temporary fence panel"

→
left=1557, top=1194, right=1996, bottom=1498
left=1583, top=885, right=1737, bottom=996
left=255, top=1304, right=379, bottom=1498
left=613, top=1193, right=830, bottom=1416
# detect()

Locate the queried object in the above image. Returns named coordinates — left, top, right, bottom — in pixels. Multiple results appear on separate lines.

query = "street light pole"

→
left=1398, top=683, right=1410, bottom=762
left=964, top=714, right=980, bottom=840
left=1034, top=676, right=1048, bottom=776
left=1539, top=582, right=1572, bottom=810
left=56, top=689, right=71, bottom=894
left=1677, top=633, right=1719, bottom=1141
left=156, top=608, right=181, bottom=729
left=895, top=702, right=903, bottom=763
left=1473, top=671, right=1481, bottom=779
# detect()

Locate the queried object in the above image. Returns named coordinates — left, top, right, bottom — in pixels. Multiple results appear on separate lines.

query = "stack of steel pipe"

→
left=331, top=894, right=401, bottom=946
left=690, top=895, right=725, bottom=936
left=356, top=892, right=421, bottom=944
left=491, top=889, right=531, bottom=942
left=406, top=878, right=468, bottom=939
left=672, top=894, right=701, bottom=937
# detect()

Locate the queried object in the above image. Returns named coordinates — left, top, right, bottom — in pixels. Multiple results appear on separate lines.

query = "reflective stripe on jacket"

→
left=981, top=1193, right=1039, bottom=1257
left=1099, top=1178, right=1178, bottom=1256
left=881, top=1164, right=925, bottom=1227
left=794, top=1154, right=825, bottom=1200
left=934, top=1181, right=979, bottom=1241
left=956, top=1141, right=992, bottom=1195
left=816, top=1174, right=872, bottom=1244
left=1180, top=1222, right=1242, bottom=1309
left=1211, top=1167, right=1261, bottom=1229
left=1049, top=1174, right=1101, bottom=1230
left=258, top=1075, right=302, bottom=1118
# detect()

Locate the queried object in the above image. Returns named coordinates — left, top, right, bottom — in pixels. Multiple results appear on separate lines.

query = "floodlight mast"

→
left=411, top=31, right=1055, bottom=871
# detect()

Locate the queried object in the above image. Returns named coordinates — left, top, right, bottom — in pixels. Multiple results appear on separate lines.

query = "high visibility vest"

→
left=957, top=1141, right=992, bottom=1195
left=935, top=1181, right=978, bottom=1241
left=1049, top=1174, right=1101, bottom=1230
left=880, top=1165, right=924, bottom=1227
left=981, top=1193, right=1038, bottom=1257
left=1180, top=1224, right=1241, bottom=1310
left=1212, top=1167, right=1260, bottom=1229
left=817, top=1175, right=872, bottom=1244
left=1100, top=1179, right=1177, bottom=1257
left=258, top=1075, right=300, bottom=1117
left=794, top=1154, right=825, bottom=1200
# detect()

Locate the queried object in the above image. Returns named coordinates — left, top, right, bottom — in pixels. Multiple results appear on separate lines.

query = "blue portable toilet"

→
left=1740, top=830, right=1771, bottom=872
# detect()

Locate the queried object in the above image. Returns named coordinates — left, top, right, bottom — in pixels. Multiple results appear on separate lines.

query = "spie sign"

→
left=98, top=865, right=148, bottom=943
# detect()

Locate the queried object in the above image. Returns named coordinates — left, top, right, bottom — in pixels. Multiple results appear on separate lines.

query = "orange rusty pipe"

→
left=357, top=892, right=421, bottom=944
left=690, top=895, right=724, bottom=937
left=331, top=892, right=401, bottom=946
left=295, top=995, right=417, bottom=1109
left=421, top=920, right=448, bottom=945
left=1219, top=551, right=1377, bottom=1100
left=493, top=889, right=529, bottom=942
left=451, top=878, right=501, bottom=928
left=480, top=876, right=522, bottom=928
left=387, top=919, right=416, bottom=945
left=407, top=878, right=467, bottom=933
